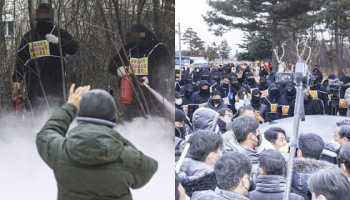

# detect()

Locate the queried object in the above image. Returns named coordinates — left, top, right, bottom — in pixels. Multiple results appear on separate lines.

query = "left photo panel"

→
left=0, top=0, right=175, bottom=199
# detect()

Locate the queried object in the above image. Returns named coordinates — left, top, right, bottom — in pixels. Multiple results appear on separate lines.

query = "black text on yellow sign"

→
left=29, top=40, right=50, bottom=59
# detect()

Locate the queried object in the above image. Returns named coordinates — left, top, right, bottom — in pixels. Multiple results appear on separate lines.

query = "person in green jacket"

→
left=36, top=84, right=158, bottom=200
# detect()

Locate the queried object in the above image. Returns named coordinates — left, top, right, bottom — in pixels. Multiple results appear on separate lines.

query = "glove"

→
left=13, top=82, right=20, bottom=93
left=45, top=34, right=58, bottom=44
left=117, top=66, right=128, bottom=77
left=140, top=76, right=149, bottom=86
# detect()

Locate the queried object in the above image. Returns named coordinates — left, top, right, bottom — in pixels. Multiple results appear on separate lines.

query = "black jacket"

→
left=213, top=84, right=238, bottom=114
left=278, top=83, right=288, bottom=95
left=109, top=24, right=171, bottom=120
left=242, top=79, right=260, bottom=94
left=204, top=99, right=228, bottom=112
left=313, top=70, right=323, bottom=83
left=177, top=158, right=217, bottom=197
left=292, top=157, right=339, bottom=200
left=188, top=81, right=211, bottom=121
left=193, top=71, right=202, bottom=82
left=339, top=86, right=348, bottom=116
left=276, top=95, right=295, bottom=119
left=288, top=95, right=323, bottom=117
left=259, top=69, right=269, bottom=78
left=193, top=76, right=217, bottom=93
left=309, top=82, right=328, bottom=114
left=248, top=175, right=303, bottom=200
left=13, top=25, right=78, bottom=108
left=262, top=89, right=282, bottom=121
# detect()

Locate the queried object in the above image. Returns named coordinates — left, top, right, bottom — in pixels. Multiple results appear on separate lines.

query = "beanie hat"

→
left=77, top=89, right=118, bottom=127
left=328, top=73, right=337, bottom=80
left=175, top=109, right=186, bottom=122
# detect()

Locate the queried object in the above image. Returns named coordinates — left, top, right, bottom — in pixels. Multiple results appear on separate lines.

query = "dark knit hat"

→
left=77, top=89, right=117, bottom=127
left=252, top=89, right=261, bottom=96
left=328, top=73, right=337, bottom=80
left=175, top=109, right=186, bottom=122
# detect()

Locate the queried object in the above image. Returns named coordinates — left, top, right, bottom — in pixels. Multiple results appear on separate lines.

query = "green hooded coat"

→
left=36, top=103, right=158, bottom=200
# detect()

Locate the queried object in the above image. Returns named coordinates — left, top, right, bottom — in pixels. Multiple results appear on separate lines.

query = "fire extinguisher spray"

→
left=12, top=88, right=24, bottom=120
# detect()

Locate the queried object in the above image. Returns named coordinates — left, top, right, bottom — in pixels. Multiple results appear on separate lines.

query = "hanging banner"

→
left=129, top=57, right=148, bottom=75
left=29, top=40, right=50, bottom=59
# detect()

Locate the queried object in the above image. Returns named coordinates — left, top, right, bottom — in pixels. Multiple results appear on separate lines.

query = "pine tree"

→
left=181, top=28, right=205, bottom=57
left=219, top=39, right=232, bottom=60
left=202, top=0, right=323, bottom=71
left=236, top=32, right=272, bottom=61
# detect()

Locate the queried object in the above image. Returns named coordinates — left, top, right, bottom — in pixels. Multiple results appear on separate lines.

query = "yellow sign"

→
left=261, top=90, right=269, bottom=98
left=282, top=106, right=290, bottom=115
left=271, top=104, right=278, bottom=113
left=29, top=40, right=50, bottom=59
left=329, top=94, right=332, bottom=101
left=340, top=99, right=347, bottom=108
left=183, top=105, right=188, bottom=114
left=222, top=97, right=230, bottom=105
left=309, top=90, right=318, bottom=99
left=129, top=57, right=148, bottom=75
left=255, top=110, right=264, bottom=123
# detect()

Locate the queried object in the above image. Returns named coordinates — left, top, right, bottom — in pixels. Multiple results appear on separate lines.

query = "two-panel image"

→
left=1, top=0, right=350, bottom=200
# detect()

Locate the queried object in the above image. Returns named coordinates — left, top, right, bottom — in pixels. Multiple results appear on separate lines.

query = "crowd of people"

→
left=175, top=62, right=350, bottom=200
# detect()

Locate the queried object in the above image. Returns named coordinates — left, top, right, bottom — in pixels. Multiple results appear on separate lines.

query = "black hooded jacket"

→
left=204, top=98, right=228, bottom=112
left=109, top=24, right=171, bottom=120
left=213, top=84, right=238, bottom=114
left=181, top=84, right=194, bottom=106
left=288, top=95, right=323, bottom=116
left=276, top=95, right=295, bottom=119
left=262, top=88, right=282, bottom=121
left=13, top=22, right=78, bottom=109
left=309, top=82, right=329, bottom=114
left=242, top=79, right=260, bottom=94
left=259, top=67, right=269, bottom=78
left=188, top=81, right=211, bottom=121
left=278, top=83, right=288, bottom=95
left=193, top=71, right=217, bottom=93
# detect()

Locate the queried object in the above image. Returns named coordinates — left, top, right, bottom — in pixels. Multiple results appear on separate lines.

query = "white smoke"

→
left=0, top=112, right=174, bottom=200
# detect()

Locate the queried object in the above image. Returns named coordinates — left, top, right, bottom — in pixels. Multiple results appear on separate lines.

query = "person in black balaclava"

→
left=242, top=72, right=259, bottom=94
left=182, top=84, right=193, bottom=106
left=175, top=109, right=189, bottom=139
left=262, top=84, right=282, bottom=121
left=250, top=89, right=269, bottom=123
left=258, top=77, right=270, bottom=91
left=309, top=72, right=328, bottom=115
left=193, top=67, right=202, bottom=82
left=178, top=75, right=193, bottom=95
left=193, top=71, right=217, bottom=93
left=109, top=24, right=171, bottom=121
left=239, top=68, right=251, bottom=83
left=259, top=66, right=269, bottom=78
left=13, top=3, right=78, bottom=118
left=313, top=65, right=323, bottom=83
left=278, top=82, right=288, bottom=95
left=276, top=83, right=296, bottom=119
left=188, top=80, right=211, bottom=121
left=267, top=71, right=276, bottom=85
left=288, top=88, right=323, bottom=116
left=339, top=76, right=350, bottom=116
left=212, top=72, right=221, bottom=85
left=230, top=72, right=238, bottom=80
left=230, top=77, right=241, bottom=91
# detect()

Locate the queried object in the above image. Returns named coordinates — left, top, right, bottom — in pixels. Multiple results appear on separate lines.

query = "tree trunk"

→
left=136, top=0, right=147, bottom=24
left=112, top=0, right=123, bottom=42
left=28, top=0, right=35, bottom=30
left=271, top=18, right=278, bottom=71
left=152, top=0, right=160, bottom=39
left=0, top=0, right=10, bottom=115
left=335, top=12, right=343, bottom=79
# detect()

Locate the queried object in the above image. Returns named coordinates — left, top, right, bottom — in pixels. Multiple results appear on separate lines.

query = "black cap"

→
left=328, top=73, right=337, bottom=80
left=285, top=83, right=294, bottom=90
left=252, top=89, right=261, bottom=96
left=247, top=72, right=254, bottom=77
left=175, top=109, right=186, bottom=122
left=270, top=84, right=278, bottom=90
left=175, top=91, right=184, bottom=98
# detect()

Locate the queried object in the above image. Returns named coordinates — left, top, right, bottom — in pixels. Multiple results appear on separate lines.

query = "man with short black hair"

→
left=221, top=106, right=255, bottom=146
left=292, top=133, right=338, bottom=199
left=204, top=90, right=228, bottom=112
left=177, top=130, right=223, bottom=198
left=308, top=169, right=350, bottom=200
left=222, top=115, right=261, bottom=190
left=247, top=150, right=303, bottom=200
left=262, top=127, right=287, bottom=152
left=191, top=152, right=252, bottom=200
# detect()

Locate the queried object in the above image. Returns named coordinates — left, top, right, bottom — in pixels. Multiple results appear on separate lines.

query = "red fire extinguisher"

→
left=13, top=88, right=23, bottom=115
left=120, top=76, right=134, bottom=104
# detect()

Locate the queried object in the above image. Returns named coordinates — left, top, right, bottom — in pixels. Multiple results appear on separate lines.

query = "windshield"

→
left=175, top=58, right=190, bottom=66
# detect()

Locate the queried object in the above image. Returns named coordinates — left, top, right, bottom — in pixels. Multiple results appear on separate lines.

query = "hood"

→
left=192, top=107, right=219, bottom=132
left=66, top=124, right=124, bottom=165
left=199, top=71, right=213, bottom=82
left=177, top=158, right=216, bottom=197
left=199, top=80, right=210, bottom=88
left=292, top=157, right=339, bottom=196
left=126, top=24, right=159, bottom=49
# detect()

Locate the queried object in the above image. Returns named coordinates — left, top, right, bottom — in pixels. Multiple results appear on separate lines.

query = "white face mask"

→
left=175, top=98, right=182, bottom=105
left=244, top=95, right=248, bottom=100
